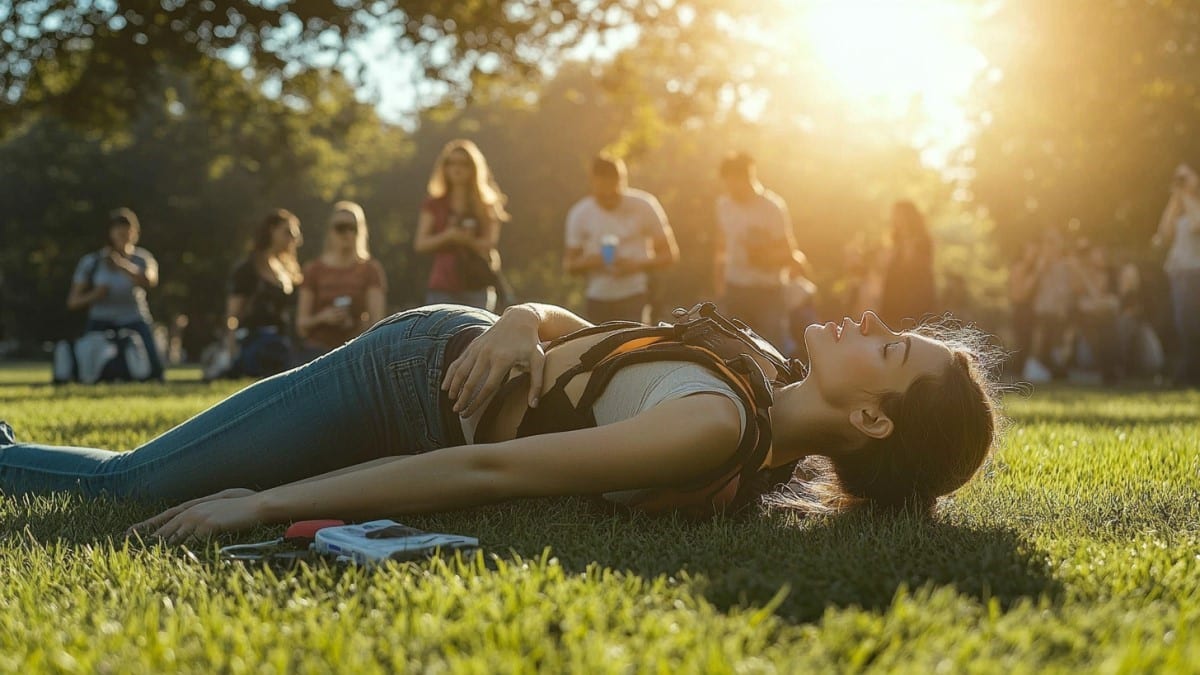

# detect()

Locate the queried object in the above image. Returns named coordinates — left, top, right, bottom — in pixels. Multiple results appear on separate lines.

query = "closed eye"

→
left=882, top=341, right=899, bottom=359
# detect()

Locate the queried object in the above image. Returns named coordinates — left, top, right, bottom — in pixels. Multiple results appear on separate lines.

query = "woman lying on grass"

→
left=0, top=303, right=1000, bottom=541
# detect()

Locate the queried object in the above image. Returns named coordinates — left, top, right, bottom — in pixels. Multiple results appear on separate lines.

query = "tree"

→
left=969, top=0, right=1200, bottom=256
left=1, top=0, right=679, bottom=134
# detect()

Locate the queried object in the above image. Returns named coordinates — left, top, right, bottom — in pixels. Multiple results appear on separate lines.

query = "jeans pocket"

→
left=387, top=356, right=440, bottom=452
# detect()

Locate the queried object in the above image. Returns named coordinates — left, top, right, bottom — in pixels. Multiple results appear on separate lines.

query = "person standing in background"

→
left=66, top=208, right=164, bottom=381
left=295, top=202, right=387, bottom=360
left=880, top=200, right=937, bottom=327
left=414, top=139, right=509, bottom=312
left=713, top=152, right=809, bottom=347
left=564, top=155, right=679, bottom=324
left=1152, top=163, right=1200, bottom=386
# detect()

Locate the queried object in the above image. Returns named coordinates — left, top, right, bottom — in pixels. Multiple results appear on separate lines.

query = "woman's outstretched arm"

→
left=145, top=393, right=742, bottom=541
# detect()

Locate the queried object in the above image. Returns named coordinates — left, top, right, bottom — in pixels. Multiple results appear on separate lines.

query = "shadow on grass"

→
left=4, top=495, right=1060, bottom=625
left=414, top=499, right=1063, bottom=624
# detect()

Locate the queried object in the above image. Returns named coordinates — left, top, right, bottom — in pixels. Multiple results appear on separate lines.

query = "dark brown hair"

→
left=719, top=152, right=756, bottom=180
left=591, top=155, right=627, bottom=181
left=768, top=320, right=1002, bottom=516
left=249, top=208, right=303, bottom=286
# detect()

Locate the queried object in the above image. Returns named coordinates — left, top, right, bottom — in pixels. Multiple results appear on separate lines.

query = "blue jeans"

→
left=1168, top=269, right=1200, bottom=385
left=84, top=318, right=164, bottom=381
left=0, top=305, right=495, bottom=501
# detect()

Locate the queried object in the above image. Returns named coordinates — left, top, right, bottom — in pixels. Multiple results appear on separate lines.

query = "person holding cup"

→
left=295, top=201, right=388, bottom=361
left=564, top=155, right=679, bottom=324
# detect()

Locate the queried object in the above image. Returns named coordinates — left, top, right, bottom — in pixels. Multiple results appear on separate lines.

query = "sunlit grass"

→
left=1, top=363, right=1198, bottom=670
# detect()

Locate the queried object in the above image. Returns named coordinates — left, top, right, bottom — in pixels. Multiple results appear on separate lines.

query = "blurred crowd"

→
left=47, top=140, right=1200, bottom=389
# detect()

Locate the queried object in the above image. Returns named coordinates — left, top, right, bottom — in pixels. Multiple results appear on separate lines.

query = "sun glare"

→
left=796, top=0, right=987, bottom=163
left=802, top=0, right=983, bottom=103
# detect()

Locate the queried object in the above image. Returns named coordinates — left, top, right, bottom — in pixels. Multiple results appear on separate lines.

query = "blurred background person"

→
left=413, top=139, right=509, bottom=312
left=1152, top=163, right=1200, bottom=386
left=841, top=233, right=885, bottom=318
left=564, top=155, right=679, bottom=324
left=880, top=200, right=937, bottom=327
left=65, top=207, right=163, bottom=381
left=1071, top=242, right=1120, bottom=384
left=295, top=201, right=387, bottom=360
left=211, top=209, right=303, bottom=380
left=713, top=151, right=810, bottom=347
left=1007, top=241, right=1045, bottom=378
left=1030, top=227, right=1077, bottom=380
left=1114, top=257, right=1165, bottom=380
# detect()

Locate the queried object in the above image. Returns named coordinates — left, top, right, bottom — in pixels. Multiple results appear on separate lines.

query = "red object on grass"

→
left=284, top=519, right=346, bottom=542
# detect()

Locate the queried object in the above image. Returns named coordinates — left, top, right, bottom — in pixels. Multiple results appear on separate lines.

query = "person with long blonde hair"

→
left=414, top=140, right=509, bottom=311
left=295, top=201, right=388, bottom=359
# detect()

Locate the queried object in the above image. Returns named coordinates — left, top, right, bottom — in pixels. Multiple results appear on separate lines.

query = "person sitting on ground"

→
left=1071, top=242, right=1120, bottom=384
left=66, top=207, right=164, bottom=381
left=294, top=202, right=387, bottom=361
left=1, top=299, right=1001, bottom=541
left=213, top=209, right=303, bottom=379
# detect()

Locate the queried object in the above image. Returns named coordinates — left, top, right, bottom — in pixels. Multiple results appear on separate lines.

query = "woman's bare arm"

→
left=66, top=281, right=107, bottom=311
left=413, top=210, right=467, bottom=254
left=146, top=393, right=743, bottom=539
left=1154, top=192, right=1181, bottom=247
left=365, top=286, right=386, bottom=326
left=441, top=303, right=593, bottom=415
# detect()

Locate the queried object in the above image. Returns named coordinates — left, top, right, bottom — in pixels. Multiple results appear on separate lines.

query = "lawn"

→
left=1, top=362, right=1198, bottom=672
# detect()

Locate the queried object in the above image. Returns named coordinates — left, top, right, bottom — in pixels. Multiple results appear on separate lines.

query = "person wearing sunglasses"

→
left=295, top=202, right=388, bottom=360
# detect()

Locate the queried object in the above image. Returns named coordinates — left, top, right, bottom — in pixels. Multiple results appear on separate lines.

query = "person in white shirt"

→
left=714, top=152, right=811, bottom=347
left=1153, top=163, right=1200, bottom=386
left=564, top=156, right=679, bottom=323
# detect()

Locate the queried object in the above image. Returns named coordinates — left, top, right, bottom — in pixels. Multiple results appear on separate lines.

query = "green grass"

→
left=2, top=362, right=1198, bottom=672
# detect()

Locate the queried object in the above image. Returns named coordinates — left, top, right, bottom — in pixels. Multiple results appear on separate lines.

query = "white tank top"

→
left=1166, top=210, right=1200, bottom=273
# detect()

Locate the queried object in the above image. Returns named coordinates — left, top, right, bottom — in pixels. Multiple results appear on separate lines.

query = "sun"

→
left=801, top=0, right=984, bottom=105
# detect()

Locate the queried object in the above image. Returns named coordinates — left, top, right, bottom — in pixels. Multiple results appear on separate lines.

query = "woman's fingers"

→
left=454, top=356, right=491, bottom=414
left=527, top=345, right=546, bottom=407
left=461, top=360, right=509, bottom=418
left=443, top=348, right=478, bottom=400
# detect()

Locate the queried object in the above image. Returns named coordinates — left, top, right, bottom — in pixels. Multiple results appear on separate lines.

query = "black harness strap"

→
left=471, top=303, right=807, bottom=515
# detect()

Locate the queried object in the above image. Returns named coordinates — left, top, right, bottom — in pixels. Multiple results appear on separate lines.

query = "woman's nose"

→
left=860, top=310, right=891, bottom=336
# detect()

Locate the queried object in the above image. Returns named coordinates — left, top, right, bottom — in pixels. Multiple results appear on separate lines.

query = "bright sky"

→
left=343, top=0, right=987, bottom=164
left=797, top=0, right=989, bottom=166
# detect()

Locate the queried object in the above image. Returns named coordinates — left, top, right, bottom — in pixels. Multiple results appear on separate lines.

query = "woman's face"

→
left=109, top=223, right=136, bottom=249
left=443, top=150, right=475, bottom=187
left=329, top=212, right=359, bottom=250
left=802, top=311, right=952, bottom=410
left=271, top=220, right=301, bottom=253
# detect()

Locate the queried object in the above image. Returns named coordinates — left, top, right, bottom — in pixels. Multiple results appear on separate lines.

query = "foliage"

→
left=0, top=0, right=676, bottom=134
left=1, top=364, right=1198, bottom=670
left=0, top=59, right=407, bottom=349
left=969, top=0, right=1200, bottom=258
